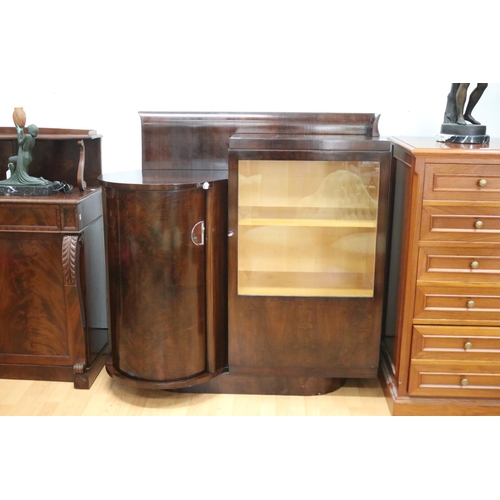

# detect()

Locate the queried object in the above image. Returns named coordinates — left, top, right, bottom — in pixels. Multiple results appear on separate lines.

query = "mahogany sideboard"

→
left=101, top=112, right=393, bottom=395
left=0, top=128, right=108, bottom=389
left=381, top=137, right=500, bottom=415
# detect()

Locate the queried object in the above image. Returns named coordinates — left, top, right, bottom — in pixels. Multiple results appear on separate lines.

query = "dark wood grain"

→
left=0, top=204, right=60, bottom=230
left=140, top=112, right=381, bottom=171
left=102, top=113, right=391, bottom=396
left=0, top=128, right=102, bottom=187
left=101, top=171, right=229, bottom=386
left=0, top=129, right=108, bottom=389
left=0, top=234, right=69, bottom=357
left=0, top=208, right=108, bottom=388
left=205, top=179, right=229, bottom=373
left=105, top=187, right=206, bottom=381
left=177, top=373, right=345, bottom=396
left=225, top=141, right=391, bottom=381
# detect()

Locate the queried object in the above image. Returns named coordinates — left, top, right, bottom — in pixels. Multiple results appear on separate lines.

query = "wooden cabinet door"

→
left=105, top=186, right=207, bottom=382
left=228, top=151, right=391, bottom=379
left=0, top=233, right=73, bottom=363
left=100, top=172, right=228, bottom=390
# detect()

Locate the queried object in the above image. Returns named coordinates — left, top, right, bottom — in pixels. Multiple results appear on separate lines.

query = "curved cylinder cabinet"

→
left=99, top=170, right=228, bottom=389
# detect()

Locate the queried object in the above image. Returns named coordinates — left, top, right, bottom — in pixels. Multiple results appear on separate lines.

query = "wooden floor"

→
left=0, top=368, right=391, bottom=416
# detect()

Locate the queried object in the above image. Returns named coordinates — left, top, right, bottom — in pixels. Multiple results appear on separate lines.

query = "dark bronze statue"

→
left=444, top=83, right=488, bottom=125
left=439, top=83, right=489, bottom=144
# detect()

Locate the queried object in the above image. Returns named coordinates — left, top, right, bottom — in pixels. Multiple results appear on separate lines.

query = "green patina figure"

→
left=0, top=123, right=50, bottom=186
left=0, top=108, right=73, bottom=195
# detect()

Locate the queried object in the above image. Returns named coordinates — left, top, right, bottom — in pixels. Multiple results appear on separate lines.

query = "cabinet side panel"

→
left=81, top=217, right=109, bottom=365
left=383, top=157, right=410, bottom=369
left=205, top=180, right=228, bottom=373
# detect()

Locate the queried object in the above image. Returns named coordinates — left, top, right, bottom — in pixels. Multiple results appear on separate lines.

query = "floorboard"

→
left=0, top=369, right=391, bottom=416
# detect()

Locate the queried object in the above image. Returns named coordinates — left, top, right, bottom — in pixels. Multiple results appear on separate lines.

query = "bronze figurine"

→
left=444, top=83, right=488, bottom=125
left=0, top=108, right=72, bottom=195
left=439, top=83, right=489, bottom=144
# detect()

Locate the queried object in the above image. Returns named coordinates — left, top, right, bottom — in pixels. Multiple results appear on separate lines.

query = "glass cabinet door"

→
left=237, top=160, right=380, bottom=297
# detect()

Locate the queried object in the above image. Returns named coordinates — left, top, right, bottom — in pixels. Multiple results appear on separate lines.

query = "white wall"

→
left=2, top=1, right=499, bottom=174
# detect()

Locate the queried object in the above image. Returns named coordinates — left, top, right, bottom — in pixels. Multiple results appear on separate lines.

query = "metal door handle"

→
left=191, top=221, right=205, bottom=246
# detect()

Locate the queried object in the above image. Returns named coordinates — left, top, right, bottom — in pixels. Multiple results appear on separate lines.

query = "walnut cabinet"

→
left=101, top=112, right=392, bottom=395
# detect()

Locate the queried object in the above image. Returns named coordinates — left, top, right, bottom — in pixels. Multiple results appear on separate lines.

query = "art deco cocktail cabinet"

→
left=0, top=128, right=108, bottom=389
left=101, top=112, right=391, bottom=395
left=381, top=137, right=500, bottom=415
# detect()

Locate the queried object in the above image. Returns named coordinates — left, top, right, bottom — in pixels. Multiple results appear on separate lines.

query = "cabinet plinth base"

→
left=106, top=359, right=344, bottom=395
left=105, top=356, right=224, bottom=390
left=379, top=349, right=500, bottom=416
left=173, top=372, right=345, bottom=396
left=0, top=342, right=108, bottom=390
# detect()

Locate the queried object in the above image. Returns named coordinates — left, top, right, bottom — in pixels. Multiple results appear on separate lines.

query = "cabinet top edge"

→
left=98, top=169, right=228, bottom=190
left=0, top=187, right=101, bottom=204
left=139, top=112, right=381, bottom=137
left=0, top=127, right=101, bottom=140
left=390, top=136, right=500, bottom=156
left=139, top=111, right=378, bottom=121
left=229, top=133, right=390, bottom=152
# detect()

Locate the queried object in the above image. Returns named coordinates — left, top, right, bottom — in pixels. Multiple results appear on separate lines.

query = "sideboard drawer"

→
left=0, top=204, right=60, bottom=231
left=424, top=163, right=500, bottom=202
left=408, top=361, right=500, bottom=399
left=411, top=325, right=500, bottom=362
left=417, top=245, right=500, bottom=283
left=414, top=285, right=500, bottom=325
left=421, top=205, right=500, bottom=243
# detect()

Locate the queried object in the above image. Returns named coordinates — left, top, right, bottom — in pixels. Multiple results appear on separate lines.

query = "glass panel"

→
left=238, top=160, right=380, bottom=297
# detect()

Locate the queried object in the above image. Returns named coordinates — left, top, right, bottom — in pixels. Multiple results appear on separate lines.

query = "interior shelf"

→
left=238, top=270, right=375, bottom=297
left=239, top=218, right=377, bottom=228
left=238, top=206, right=377, bottom=228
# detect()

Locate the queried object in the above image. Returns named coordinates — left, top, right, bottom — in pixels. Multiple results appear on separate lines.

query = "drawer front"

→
left=409, top=361, right=500, bottom=399
left=417, top=245, right=500, bottom=283
left=424, top=163, right=500, bottom=202
left=414, top=285, right=500, bottom=325
left=411, top=325, right=500, bottom=362
left=0, top=204, right=60, bottom=231
left=421, top=205, right=500, bottom=242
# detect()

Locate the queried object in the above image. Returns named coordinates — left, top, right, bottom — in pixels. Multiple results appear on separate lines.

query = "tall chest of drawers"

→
left=381, top=137, right=500, bottom=415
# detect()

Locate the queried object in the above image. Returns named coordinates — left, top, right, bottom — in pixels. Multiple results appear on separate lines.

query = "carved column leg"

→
left=77, top=140, right=87, bottom=191
left=62, top=234, right=88, bottom=388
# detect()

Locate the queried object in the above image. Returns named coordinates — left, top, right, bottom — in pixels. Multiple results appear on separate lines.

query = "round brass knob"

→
left=471, top=261, right=479, bottom=269
left=464, top=341, right=473, bottom=350
left=475, top=220, right=484, bottom=229
left=478, top=179, right=488, bottom=187
left=461, top=378, right=469, bottom=387
left=467, top=300, right=476, bottom=309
